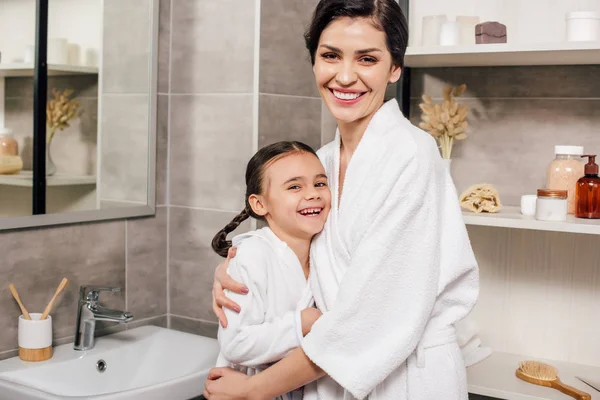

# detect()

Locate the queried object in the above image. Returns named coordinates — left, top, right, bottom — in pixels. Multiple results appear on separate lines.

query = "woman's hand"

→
left=203, top=367, right=264, bottom=400
left=213, top=247, right=249, bottom=328
left=301, top=307, right=323, bottom=336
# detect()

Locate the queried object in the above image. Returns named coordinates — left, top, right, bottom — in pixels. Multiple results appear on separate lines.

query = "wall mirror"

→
left=0, top=0, right=157, bottom=230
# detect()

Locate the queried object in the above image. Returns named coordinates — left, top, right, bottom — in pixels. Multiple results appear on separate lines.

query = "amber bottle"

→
left=575, top=155, right=600, bottom=219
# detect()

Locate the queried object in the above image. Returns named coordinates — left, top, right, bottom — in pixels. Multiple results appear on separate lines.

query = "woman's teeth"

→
left=299, top=208, right=322, bottom=216
left=332, top=90, right=362, bottom=100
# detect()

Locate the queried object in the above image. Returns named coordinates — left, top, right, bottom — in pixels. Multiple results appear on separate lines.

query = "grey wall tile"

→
left=0, top=221, right=125, bottom=354
left=259, top=94, right=322, bottom=151
left=127, top=315, right=168, bottom=330
left=169, top=94, right=253, bottom=210
left=170, top=315, right=218, bottom=339
left=156, top=95, right=169, bottom=206
left=260, top=0, right=319, bottom=97
left=103, top=0, right=151, bottom=94
left=321, top=101, right=337, bottom=146
left=100, top=94, right=149, bottom=203
left=169, top=208, right=251, bottom=322
left=158, top=0, right=171, bottom=94
left=170, top=0, right=255, bottom=94
left=410, top=65, right=600, bottom=99
left=410, top=98, right=600, bottom=206
left=126, top=208, right=168, bottom=320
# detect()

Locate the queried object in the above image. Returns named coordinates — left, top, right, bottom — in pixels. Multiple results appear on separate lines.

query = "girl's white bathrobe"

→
left=302, top=99, right=480, bottom=400
left=216, top=227, right=315, bottom=400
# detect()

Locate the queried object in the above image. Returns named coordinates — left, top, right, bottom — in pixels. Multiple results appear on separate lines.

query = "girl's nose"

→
left=305, top=187, right=321, bottom=200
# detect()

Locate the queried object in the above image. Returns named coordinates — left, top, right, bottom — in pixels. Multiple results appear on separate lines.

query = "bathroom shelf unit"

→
left=467, top=351, right=600, bottom=400
left=0, top=172, right=96, bottom=187
left=0, top=63, right=98, bottom=77
left=463, top=206, right=600, bottom=235
left=405, top=41, right=600, bottom=68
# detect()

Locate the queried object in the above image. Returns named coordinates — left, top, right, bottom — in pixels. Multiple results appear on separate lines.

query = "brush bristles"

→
left=518, top=361, right=558, bottom=381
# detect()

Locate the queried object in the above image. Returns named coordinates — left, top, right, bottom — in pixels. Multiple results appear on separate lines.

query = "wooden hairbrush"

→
left=516, top=360, right=591, bottom=400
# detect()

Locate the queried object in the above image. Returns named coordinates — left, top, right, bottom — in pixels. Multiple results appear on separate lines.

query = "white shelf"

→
left=468, top=351, right=600, bottom=400
left=463, top=206, right=600, bottom=235
left=0, top=63, right=98, bottom=77
left=405, top=42, right=600, bottom=68
left=0, top=171, right=96, bottom=187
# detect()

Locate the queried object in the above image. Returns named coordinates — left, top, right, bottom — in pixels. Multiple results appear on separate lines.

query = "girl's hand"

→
left=301, top=307, right=323, bottom=336
left=213, top=247, right=249, bottom=327
left=203, top=367, right=264, bottom=400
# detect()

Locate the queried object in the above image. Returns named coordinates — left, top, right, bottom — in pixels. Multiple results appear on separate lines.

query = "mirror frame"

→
left=1, top=0, right=158, bottom=231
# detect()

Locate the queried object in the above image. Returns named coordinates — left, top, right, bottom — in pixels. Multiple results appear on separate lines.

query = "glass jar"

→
left=546, top=145, right=584, bottom=214
left=0, top=130, right=18, bottom=157
left=536, top=189, right=568, bottom=222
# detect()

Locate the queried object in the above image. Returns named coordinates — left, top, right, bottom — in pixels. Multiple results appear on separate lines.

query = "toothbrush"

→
left=9, top=283, right=31, bottom=320
left=40, top=278, right=69, bottom=320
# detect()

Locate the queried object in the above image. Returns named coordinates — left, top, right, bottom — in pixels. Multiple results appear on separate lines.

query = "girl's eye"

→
left=288, top=185, right=301, bottom=190
left=315, top=182, right=327, bottom=187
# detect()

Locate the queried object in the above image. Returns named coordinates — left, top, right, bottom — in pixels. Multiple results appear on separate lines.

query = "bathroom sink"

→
left=0, top=325, right=220, bottom=399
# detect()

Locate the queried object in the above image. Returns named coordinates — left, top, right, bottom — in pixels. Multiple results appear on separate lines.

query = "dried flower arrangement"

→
left=419, top=84, right=469, bottom=159
left=46, top=88, right=81, bottom=143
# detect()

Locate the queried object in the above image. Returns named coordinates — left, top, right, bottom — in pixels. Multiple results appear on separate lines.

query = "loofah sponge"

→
left=459, top=183, right=502, bottom=213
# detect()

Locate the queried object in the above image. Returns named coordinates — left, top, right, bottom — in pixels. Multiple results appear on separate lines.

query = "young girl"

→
left=211, top=141, right=331, bottom=400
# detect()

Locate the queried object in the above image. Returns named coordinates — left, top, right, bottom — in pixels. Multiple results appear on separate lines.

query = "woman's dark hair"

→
left=211, top=141, right=318, bottom=257
left=304, top=0, right=409, bottom=67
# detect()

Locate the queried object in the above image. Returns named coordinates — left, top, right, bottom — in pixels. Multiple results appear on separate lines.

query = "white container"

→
left=18, top=313, right=53, bottom=361
left=457, top=16, right=481, bottom=45
left=566, top=11, right=600, bottom=42
left=535, top=189, right=568, bottom=222
left=421, top=15, right=448, bottom=46
left=440, top=21, right=461, bottom=46
left=47, top=38, right=69, bottom=64
left=23, top=45, right=35, bottom=64
left=520, top=194, right=537, bottom=216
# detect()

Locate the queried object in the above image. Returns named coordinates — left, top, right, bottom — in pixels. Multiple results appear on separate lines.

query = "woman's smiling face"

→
left=313, top=16, right=402, bottom=125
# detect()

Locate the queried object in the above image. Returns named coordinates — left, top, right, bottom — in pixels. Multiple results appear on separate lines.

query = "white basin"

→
left=0, top=325, right=220, bottom=399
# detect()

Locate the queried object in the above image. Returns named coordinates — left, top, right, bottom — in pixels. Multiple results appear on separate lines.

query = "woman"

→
left=205, top=0, right=479, bottom=399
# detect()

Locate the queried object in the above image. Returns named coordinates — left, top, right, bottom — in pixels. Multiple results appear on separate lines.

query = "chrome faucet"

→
left=73, top=285, right=133, bottom=351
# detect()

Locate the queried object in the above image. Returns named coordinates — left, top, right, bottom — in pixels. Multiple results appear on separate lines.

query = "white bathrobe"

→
left=302, top=99, right=479, bottom=400
left=216, top=227, right=315, bottom=400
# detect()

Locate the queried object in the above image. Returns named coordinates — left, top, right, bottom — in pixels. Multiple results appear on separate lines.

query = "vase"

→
left=46, top=139, right=56, bottom=176
left=441, top=158, right=452, bottom=170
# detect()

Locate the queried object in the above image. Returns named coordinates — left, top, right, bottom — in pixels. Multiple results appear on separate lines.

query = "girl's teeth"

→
left=333, top=90, right=361, bottom=100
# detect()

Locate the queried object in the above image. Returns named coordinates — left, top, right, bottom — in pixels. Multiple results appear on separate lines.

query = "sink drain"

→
left=96, top=359, right=107, bottom=373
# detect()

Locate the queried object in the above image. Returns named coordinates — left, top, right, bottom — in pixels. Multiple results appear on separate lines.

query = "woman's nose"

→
left=335, top=61, right=358, bottom=86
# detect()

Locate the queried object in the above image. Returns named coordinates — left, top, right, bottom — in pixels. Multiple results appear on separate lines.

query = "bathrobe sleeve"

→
left=218, top=242, right=300, bottom=367
left=302, top=147, right=443, bottom=399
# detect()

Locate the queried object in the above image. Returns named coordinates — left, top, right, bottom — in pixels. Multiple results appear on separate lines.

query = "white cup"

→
left=421, top=15, right=448, bottom=46
left=18, top=313, right=52, bottom=350
left=440, top=21, right=461, bottom=46
left=47, top=38, right=69, bottom=64
left=520, top=195, right=537, bottom=216
left=566, top=11, right=600, bottom=42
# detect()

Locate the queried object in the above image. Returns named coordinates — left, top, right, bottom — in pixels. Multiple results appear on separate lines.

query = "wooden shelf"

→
left=0, top=63, right=98, bottom=77
left=468, top=351, right=600, bottom=400
left=0, top=171, right=96, bottom=187
left=405, top=42, right=600, bottom=68
left=463, top=206, right=600, bottom=235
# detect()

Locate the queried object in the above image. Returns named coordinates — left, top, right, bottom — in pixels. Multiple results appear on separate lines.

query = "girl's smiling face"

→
left=313, top=16, right=402, bottom=125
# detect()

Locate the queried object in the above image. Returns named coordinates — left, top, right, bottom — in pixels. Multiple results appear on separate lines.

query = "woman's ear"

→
left=248, top=194, right=267, bottom=217
left=389, top=65, right=402, bottom=84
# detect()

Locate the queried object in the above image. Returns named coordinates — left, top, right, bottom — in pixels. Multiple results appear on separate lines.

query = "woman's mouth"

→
left=330, top=89, right=366, bottom=104
left=298, top=207, right=324, bottom=217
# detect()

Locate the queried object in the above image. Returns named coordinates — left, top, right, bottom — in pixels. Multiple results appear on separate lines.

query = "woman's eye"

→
left=321, top=52, right=338, bottom=60
left=360, top=56, right=377, bottom=64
